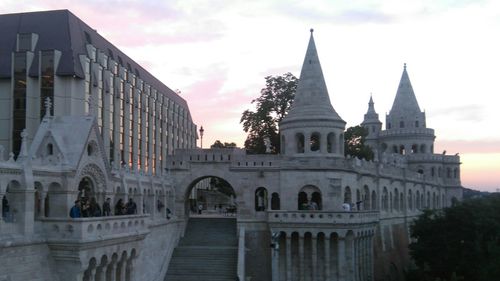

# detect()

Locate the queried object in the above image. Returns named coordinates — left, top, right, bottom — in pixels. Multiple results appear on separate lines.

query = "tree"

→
left=240, top=73, right=298, bottom=154
left=407, top=194, right=500, bottom=281
left=210, top=140, right=237, bottom=149
left=344, top=125, right=374, bottom=160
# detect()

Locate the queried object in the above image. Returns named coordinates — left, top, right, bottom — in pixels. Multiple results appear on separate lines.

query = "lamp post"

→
left=199, top=126, right=204, bottom=149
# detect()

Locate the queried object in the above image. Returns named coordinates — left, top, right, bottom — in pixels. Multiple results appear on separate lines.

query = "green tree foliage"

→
left=240, top=73, right=298, bottom=154
left=407, top=194, right=500, bottom=281
left=344, top=125, right=374, bottom=160
left=210, top=140, right=237, bottom=148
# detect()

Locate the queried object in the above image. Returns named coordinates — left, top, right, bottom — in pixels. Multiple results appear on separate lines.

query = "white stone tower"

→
left=279, top=29, right=346, bottom=156
left=378, top=64, right=436, bottom=155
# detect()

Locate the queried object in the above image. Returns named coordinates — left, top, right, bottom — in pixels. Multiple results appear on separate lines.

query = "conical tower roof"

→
left=363, top=94, right=380, bottom=122
left=281, top=29, right=344, bottom=126
left=389, top=64, right=421, bottom=115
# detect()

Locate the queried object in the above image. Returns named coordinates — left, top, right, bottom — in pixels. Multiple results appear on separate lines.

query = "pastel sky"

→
left=2, top=0, right=499, bottom=191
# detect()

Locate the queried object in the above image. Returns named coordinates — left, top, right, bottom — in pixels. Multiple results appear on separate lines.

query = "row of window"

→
left=282, top=132, right=344, bottom=154
left=252, top=185, right=448, bottom=212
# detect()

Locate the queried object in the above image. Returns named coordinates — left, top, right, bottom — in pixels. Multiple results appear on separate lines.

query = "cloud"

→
left=429, top=104, right=485, bottom=122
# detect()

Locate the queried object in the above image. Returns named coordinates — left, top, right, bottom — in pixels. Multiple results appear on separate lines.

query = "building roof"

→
left=281, top=29, right=344, bottom=126
left=389, top=64, right=421, bottom=116
left=0, top=9, right=189, bottom=111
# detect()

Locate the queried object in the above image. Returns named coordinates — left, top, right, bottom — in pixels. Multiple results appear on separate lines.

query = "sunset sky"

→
left=2, top=0, right=499, bottom=191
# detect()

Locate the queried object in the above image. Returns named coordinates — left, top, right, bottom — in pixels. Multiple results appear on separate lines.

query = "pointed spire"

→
left=389, top=64, right=421, bottom=115
left=282, top=29, right=343, bottom=125
left=367, top=93, right=376, bottom=115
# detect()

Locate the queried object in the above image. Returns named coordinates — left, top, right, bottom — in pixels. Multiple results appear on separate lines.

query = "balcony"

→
left=41, top=215, right=150, bottom=243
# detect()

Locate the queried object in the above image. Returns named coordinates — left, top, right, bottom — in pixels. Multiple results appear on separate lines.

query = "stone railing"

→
left=41, top=215, right=150, bottom=242
left=267, top=211, right=379, bottom=225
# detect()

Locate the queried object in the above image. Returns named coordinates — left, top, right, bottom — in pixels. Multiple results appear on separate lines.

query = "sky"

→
left=2, top=0, right=499, bottom=191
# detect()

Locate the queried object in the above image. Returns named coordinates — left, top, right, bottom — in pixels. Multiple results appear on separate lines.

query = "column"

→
left=95, top=266, right=105, bottom=281
left=39, top=191, right=46, bottom=218
left=286, top=236, right=292, bottom=281
left=324, top=236, right=331, bottom=281
left=107, top=263, right=116, bottom=281
left=354, top=238, right=359, bottom=281
left=272, top=241, right=279, bottom=281
left=89, top=268, right=96, bottom=281
left=299, top=234, right=305, bottom=281
left=312, top=235, right=317, bottom=281
left=369, top=235, right=374, bottom=281
left=120, top=259, right=127, bottom=281
left=338, top=238, right=346, bottom=281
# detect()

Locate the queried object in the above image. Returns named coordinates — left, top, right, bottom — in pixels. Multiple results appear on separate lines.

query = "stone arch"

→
left=271, top=192, right=280, bottom=210
left=381, top=143, right=388, bottom=153
left=181, top=175, right=237, bottom=217
left=77, top=163, right=107, bottom=203
left=34, top=181, right=43, bottom=218
left=400, top=192, right=404, bottom=211
left=255, top=187, right=268, bottom=211
left=416, top=190, right=421, bottom=209
left=310, top=132, right=320, bottom=152
left=382, top=187, right=388, bottom=211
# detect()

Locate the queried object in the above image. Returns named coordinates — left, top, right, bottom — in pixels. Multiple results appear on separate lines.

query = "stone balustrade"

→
left=268, top=211, right=379, bottom=225
left=41, top=215, right=150, bottom=242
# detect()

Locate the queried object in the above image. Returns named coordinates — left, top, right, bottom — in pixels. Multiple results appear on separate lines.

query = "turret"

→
left=361, top=95, right=382, bottom=151
left=378, top=64, right=435, bottom=155
left=280, top=29, right=346, bottom=156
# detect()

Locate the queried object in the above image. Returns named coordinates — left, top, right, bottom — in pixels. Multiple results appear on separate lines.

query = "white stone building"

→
left=0, top=10, right=462, bottom=281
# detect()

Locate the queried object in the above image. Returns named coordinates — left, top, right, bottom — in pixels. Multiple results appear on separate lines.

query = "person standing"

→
left=126, top=198, right=137, bottom=215
left=102, top=198, right=111, bottom=216
left=69, top=200, right=81, bottom=218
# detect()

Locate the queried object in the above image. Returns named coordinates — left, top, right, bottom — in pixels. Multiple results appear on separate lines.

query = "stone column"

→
left=286, top=236, right=292, bottom=281
left=0, top=191, right=4, bottom=222
left=369, top=235, right=374, bottom=281
left=39, top=191, right=47, bottom=218
left=324, top=236, right=331, bottom=281
left=107, top=263, right=116, bottom=281
left=95, top=266, right=105, bottom=281
left=354, top=237, right=359, bottom=281
left=89, top=268, right=96, bottom=281
left=119, top=259, right=127, bottom=281
left=338, top=238, right=346, bottom=281
left=312, top=235, right=317, bottom=281
left=299, top=234, right=305, bottom=281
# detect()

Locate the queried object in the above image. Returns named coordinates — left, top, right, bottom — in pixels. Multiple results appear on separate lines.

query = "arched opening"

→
left=363, top=185, right=370, bottom=210
left=255, top=187, right=268, bottom=211
left=271, top=192, right=280, bottom=210
left=381, top=143, right=388, bottom=153
left=382, top=187, right=388, bottom=211
left=296, top=133, right=305, bottom=153
left=310, top=132, right=320, bottom=152
left=327, top=132, right=336, bottom=153
left=415, top=120, right=419, bottom=128
left=420, top=144, right=426, bottom=153
left=453, top=168, right=458, bottom=178
left=371, top=190, right=377, bottom=210
left=298, top=185, right=322, bottom=210
left=431, top=167, right=435, bottom=177
left=298, top=192, right=308, bottom=210
left=185, top=176, right=237, bottom=217
left=399, top=145, right=405, bottom=155
left=416, top=190, right=421, bottom=209
left=411, top=144, right=418, bottom=154
left=339, top=134, right=344, bottom=154
left=447, top=168, right=451, bottom=178
left=399, top=121, right=405, bottom=128
left=47, top=143, right=53, bottom=155
left=344, top=186, right=352, bottom=205
left=393, top=188, right=399, bottom=212
left=408, top=190, right=413, bottom=211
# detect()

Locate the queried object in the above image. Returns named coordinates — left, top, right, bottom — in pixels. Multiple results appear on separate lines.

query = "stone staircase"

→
left=164, top=217, right=238, bottom=281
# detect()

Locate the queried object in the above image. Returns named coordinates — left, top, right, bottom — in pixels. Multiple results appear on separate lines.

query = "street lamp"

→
left=199, top=126, right=204, bottom=149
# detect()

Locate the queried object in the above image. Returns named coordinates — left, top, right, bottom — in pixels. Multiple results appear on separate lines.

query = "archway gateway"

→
left=185, top=176, right=237, bottom=217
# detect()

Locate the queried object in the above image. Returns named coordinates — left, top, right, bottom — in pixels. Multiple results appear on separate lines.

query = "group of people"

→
left=114, top=198, right=137, bottom=216
left=69, top=197, right=138, bottom=218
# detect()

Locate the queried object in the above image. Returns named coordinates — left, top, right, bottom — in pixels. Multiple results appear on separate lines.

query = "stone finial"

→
left=8, top=152, right=15, bottom=163
left=404, top=63, right=407, bottom=70
left=310, top=28, right=314, bottom=34
left=17, top=129, right=29, bottom=161
left=44, top=97, right=52, bottom=118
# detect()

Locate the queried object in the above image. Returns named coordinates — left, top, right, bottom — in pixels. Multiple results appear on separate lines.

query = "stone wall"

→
left=0, top=242, right=59, bottom=281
